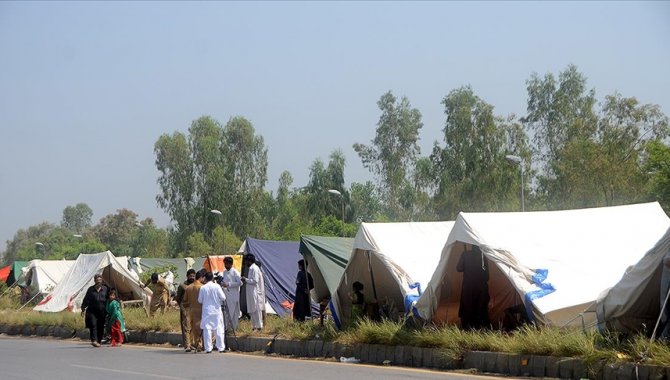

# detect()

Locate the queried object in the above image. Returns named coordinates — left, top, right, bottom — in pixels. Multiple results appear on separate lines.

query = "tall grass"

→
left=1, top=300, right=669, bottom=367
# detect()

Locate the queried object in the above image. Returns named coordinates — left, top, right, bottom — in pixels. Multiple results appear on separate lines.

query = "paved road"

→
left=0, top=336, right=518, bottom=380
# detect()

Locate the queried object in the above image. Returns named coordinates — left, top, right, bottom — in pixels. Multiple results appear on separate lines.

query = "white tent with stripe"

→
left=414, top=202, right=670, bottom=329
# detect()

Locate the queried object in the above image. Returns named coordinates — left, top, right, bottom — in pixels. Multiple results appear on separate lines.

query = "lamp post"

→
left=210, top=209, right=224, bottom=254
left=505, top=154, right=525, bottom=212
left=35, top=242, right=46, bottom=258
left=327, top=189, right=345, bottom=237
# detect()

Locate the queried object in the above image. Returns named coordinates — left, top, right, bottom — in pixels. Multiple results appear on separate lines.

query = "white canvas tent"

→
left=17, top=259, right=75, bottom=297
left=596, top=226, right=670, bottom=334
left=331, top=221, right=454, bottom=328
left=34, top=251, right=148, bottom=313
left=415, top=202, right=670, bottom=329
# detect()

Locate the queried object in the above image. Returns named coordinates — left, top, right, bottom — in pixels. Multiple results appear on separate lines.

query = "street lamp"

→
left=35, top=242, right=46, bottom=258
left=505, top=154, right=525, bottom=212
left=210, top=209, right=224, bottom=254
left=73, top=234, right=83, bottom=238
left=327, top=189, right=345, bottom=236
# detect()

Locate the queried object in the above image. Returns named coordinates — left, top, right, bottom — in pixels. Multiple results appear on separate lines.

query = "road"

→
left=0, top=336, right=517, bottom=380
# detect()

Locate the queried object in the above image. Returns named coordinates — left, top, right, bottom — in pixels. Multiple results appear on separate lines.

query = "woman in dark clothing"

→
left=81, top=274, right=109, bottom=347
left=293, top=260, right=314, bottom=322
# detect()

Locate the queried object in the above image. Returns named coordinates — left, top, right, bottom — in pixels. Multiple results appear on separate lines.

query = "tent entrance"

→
left=433, top=242, right=527, bottom=330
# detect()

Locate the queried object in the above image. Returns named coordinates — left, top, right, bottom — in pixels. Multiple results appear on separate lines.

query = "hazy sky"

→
left=1, top=1, right=669, bottom=251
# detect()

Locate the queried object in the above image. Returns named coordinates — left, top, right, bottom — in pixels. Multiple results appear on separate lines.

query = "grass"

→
left=1, top=296, right=669, bottom=368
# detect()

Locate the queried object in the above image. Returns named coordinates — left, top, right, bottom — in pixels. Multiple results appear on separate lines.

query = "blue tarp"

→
left=244, top=238, right=319, bottom=318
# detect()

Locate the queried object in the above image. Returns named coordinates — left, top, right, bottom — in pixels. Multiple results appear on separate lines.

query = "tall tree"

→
left=304, top=150, right=349, bottom=224
left=354, top=91, right=423, bottom=220
left=60, top=203, right=93, bottom=233
left=155, top=115, right=268, bottom=251
left=430, top=86, right=529, bottom=218
left=93, top=209, right=142, bottom=256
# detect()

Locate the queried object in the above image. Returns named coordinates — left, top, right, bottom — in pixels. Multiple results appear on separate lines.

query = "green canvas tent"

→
left=299, top=235, right=353, bottom=304
left=6, top=261, right=28, bottom=286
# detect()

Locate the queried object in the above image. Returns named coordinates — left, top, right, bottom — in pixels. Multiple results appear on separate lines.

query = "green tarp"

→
left=6, top=261, right=28, bottom=286
left=299, top=235, right=353, bottom=303
left=128, top=257, right=206, bottom=283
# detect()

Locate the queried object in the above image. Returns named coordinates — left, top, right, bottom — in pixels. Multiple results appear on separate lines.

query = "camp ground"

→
left=33, top=251, right=149, bottom=313
left=597, top=225, right=670, bottom=335
left=239, top=237, right=319, bottom=318
left=415, top=202, right=670, bottom=330
left=330, top=221, right=455, bottom=328
left=298, top=235, right=353, bottom=306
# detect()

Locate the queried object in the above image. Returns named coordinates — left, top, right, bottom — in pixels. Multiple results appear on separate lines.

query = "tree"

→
left=155, top=115, right=268, bottom=252
left=304, top=150, right=349, bottom=224
left=430, top=86, right=530, bottom=218
left=645, top=140, right=670, bottom=212
left=349, top=181, right=382, bottom=223
left=354, top=91, right=423, bottom=220
left=60, top=203, right=93, bottom=233
left=93, top=209, right=142, bottom=257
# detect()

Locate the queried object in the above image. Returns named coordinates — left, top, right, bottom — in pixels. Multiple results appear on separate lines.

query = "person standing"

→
left=242, top=254, right=264, bottom=331
left=141, top=273, right=170, bottom=316
left=221, top=257, right=241, bottom=331
left=183, top=270, right=204, bottom=352
left=81, top=274, right=109, bottom=347
left=105, top=289, right=126, bottom=347
left=293, top=259, right=314, bottom=322
left=457, top=245, right=490, bottom=330
left=175, top=269, right=196, bottom=351
left=198, top=272, right=226, bottom=353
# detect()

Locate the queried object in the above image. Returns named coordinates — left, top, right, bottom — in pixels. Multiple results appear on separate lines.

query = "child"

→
left=105, top=289, right=126, bottom=347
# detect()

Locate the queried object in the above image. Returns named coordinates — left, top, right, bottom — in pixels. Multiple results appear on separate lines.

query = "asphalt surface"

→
left=0, top=336, right=518, bottom=380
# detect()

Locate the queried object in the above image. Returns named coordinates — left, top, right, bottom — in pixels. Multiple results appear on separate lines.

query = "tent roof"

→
left=299, top=235, right=353, bottom=301
left=34, top=251, right=148, bottom=312
left=128, top=257, right=206, bottom=281
left=242, top=237, right=317, bottom=317
left=0, top=265, right=10, bottom=283
left=18, top=259, right=76, bottom=294
left=416, top=202, right=670, bottom=325
left=353, top=221, right=456, bottom=291
left=7, top=261, right=28, bottom=285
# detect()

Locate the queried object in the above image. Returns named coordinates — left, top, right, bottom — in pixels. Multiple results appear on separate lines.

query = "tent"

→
left=239, top=238, right=318, bottom=318
left=34, top=251, right=148, bottom=313
left=5, top=260, right=28, bottom=286
left=298, top=235, right=353, bottom=304
left=128, top=257, right=206, bottom=284
left=596, top=226, right=670, bottom=334
left=17, top=259, right=75, bottom=298
left=202, top=255, right=244, bottom=274
left=0, top=265, right=10, bottom=284
left=415, top=202, right=670, bottom=329
left=331, top=221, right=455, bottom=328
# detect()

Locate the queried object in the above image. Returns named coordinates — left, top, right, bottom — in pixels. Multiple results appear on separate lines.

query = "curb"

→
left=1, top=324, right=668, bottom=379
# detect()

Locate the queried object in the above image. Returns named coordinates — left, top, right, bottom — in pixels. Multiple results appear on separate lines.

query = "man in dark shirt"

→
left=81, top=274, right=109, bottom=347
left=293, top=259, right=314, bottom=322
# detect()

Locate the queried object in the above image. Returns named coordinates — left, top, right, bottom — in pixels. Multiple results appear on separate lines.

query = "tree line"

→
left=2, top=65, right=669, bottom=263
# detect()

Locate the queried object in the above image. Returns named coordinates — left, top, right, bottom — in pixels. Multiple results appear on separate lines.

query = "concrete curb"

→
left=1, top=324, right=668, bottom=379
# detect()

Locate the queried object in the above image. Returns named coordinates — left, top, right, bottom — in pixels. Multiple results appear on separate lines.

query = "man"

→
left=457, top=244, right=490, bottom=330
left=182, top=270, right=204, bottom=352
left=81, top=274, right=109, bottom=347
left=242, top=254, right=264, bottom=331
left=293, top=259, right=314, bottom=322
left=141, top=273, right=170, bottom=316
left=198, top=272, right=227, bottom=353
left=221, top=256, right=242, bottom=331
left=175, top=269, right=196, bottom=352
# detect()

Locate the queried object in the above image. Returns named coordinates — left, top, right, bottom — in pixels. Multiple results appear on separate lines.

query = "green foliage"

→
left=139, top=264, right=179, bottom=283
left=185, top=232, right=210, bottom=257
left=354, top=91, right=423, bottom=220
left=645, top=140, right=670, bottom=212
left=93, top=209, right=142, bottom=256
left=60, top=203, right=93, bottom=233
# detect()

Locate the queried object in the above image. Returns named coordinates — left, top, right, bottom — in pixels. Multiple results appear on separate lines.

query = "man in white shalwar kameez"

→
left=242, top=254, right=264, bottom=330
left=222, top=256, right=242, bottom=331
left=198, top=272, right=226, bottom=353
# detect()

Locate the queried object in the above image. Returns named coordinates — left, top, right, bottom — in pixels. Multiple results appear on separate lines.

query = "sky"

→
left=1, top=1, right=669, bottom=252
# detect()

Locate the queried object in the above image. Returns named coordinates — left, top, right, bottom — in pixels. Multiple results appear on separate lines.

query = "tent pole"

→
left=367, top=250, right=378, bottom=303
left=650, top=283, right=670, bottom=344
left=17, top=291, right=42, bottom=311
